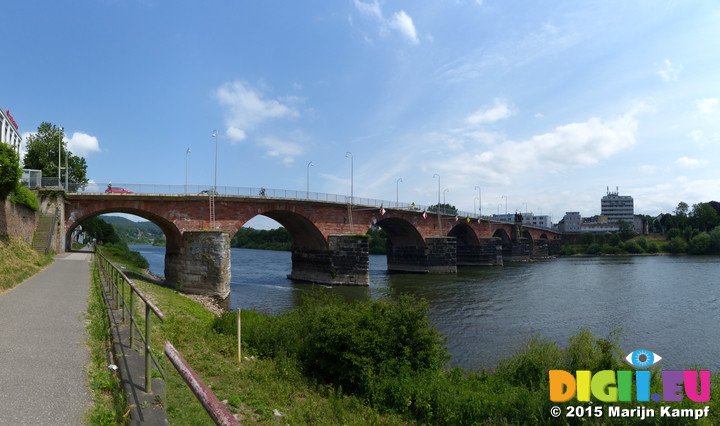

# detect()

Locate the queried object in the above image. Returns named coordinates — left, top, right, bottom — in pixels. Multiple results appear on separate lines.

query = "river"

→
left=130, top=244, right=720, bottom=372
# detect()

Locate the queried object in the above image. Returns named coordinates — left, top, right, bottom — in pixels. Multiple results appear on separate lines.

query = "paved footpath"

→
left=0, top=251, right=92, bottom=425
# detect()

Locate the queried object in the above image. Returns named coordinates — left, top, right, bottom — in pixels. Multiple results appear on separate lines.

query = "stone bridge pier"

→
left=287, top=235, right=370, bottom=285
left=164, top=230, right=232, bottom=299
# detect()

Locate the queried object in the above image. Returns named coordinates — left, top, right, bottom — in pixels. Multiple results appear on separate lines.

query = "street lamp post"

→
left=65, top=147, right=68, bottom=191
left=345, top=152, right=354, bottom=232
left=345, top=152, right=353, bottom=204
left=212, top=131, right=218, bottom=193
left=501, top=195, right=507, bottom=215
left=58, top=125, right=63, bottom=188
left=443, top=188, right=449, bottom=204
left=433, top=174, right=442, bottom=234
left=475, top=186, right=481, bottom=217
left=306, top=161, right=314, bottom=198
left=396, top=177, right=402, bottom=204
left=185, top=147, right=191, bottom=194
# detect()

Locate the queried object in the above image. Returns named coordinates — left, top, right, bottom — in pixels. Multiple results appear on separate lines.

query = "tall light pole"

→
left=474, top=185, right=481, bottom=217
left=443, top=188, right=449, bottom=204
left=396, top=177, right=402, bottom=204
left=65, top=146, right=68, bottom=191
left=212, top=130, right=218, bottom=192
left=306, top=161, right=314, bottom=198
left=345, top=152, right=353, bottom=204
left=501, top=195, right=507, bottom=215
left=433, top=173, right=442, bottom=234
left=185, top=147, right=191, bottom=194
left=57, top=125, right=63, bottom=188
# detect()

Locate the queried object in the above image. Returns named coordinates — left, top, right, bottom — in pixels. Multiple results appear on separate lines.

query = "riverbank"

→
left=102, top=250, right=720, bottom=424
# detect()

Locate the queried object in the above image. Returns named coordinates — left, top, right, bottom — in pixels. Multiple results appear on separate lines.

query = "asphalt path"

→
left=0, top=251, right=92, bottom=425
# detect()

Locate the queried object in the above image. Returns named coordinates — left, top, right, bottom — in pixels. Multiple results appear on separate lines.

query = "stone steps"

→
left=32, top=216, right=54, bottom=254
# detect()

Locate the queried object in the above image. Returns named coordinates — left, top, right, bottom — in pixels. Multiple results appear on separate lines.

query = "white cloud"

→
left=68, top=132, right=101, bottom=157
left=258, top=137, right=303, bottom=165
left=675, top=156, right=708, bottom=169
left=689, top=130, right=704, bottom=142
left=466, top=98, right=515, bottom=125
left=436, top=106, right=642, bottom=185
left=353, top=0, right=382, bottom=20
left=696, top=97, right=718, bottom=114
left=215, top=81, right=298, bottom=143
left=657, top=58, right=682, bottom=82
left=388, top=11, right=419, bottom=44
left=638, top=165, right=657, bottom=175
left=352, top=1, right=420, bottom=45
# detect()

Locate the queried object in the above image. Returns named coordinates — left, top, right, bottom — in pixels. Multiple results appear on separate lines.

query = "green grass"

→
left=84, top=261, right=128, bottom=424
left=102, top=251, right=720, bottom=425
left=0, top=235, right=53, bottom=291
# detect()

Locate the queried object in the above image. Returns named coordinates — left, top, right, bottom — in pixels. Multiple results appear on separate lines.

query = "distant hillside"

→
left=100, top=215, right=164, bottom=245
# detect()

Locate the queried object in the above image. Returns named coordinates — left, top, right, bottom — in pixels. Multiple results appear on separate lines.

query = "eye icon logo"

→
left=625, top=349, right=662, bottom=368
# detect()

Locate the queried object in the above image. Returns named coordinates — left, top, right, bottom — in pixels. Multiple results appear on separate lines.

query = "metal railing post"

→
left=121, top=277, right=126, bottom=323
left=145, top=304, right=152, bottom=393
left=129, top=292, right=135, bottom=348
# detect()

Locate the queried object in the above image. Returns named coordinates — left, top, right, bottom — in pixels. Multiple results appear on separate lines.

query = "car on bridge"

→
left=105, top=187, right=133, bottom=194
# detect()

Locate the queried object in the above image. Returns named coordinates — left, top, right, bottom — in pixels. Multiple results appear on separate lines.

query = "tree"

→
left=427, top=203, right=457, bottom=215
left=23, top=122, right=88, bottom=190
left=691, top=202, right=718, bottom=232
left=617, top=220, right=635, bottom=240
left=579, top=232, right=595, bottom=245
left=0, top=143, right=22, bottom=199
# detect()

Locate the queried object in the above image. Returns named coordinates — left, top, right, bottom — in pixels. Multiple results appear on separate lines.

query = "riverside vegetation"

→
left=93, top=245, right=720, bottom=424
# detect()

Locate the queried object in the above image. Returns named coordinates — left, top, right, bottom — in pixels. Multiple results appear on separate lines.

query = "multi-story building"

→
left=0, top=106, right=22, bottom=155
left=558, top=212, right=582, bottom=233
left=521, top=213, right=552, bottom=229
left=601, top=187, right=634, bottom=224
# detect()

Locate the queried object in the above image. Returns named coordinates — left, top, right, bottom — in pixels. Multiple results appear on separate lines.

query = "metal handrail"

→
left=96, top=250, right=165, bottom=392
left=94, top=250, right=238, bottom=424
left=164, top=341, right=239, bottom=425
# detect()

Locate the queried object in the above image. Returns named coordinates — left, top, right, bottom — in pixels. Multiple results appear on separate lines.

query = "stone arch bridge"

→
left=64, top=193, right=559, bottom=298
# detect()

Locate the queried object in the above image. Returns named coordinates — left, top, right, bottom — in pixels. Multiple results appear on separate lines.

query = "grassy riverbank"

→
left=99, top=248, right=720, bottom=424
left=0, top=236, right=53, bottom=293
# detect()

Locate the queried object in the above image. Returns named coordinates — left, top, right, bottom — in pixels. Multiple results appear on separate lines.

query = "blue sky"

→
left=2, top=1, right=719, bottom=228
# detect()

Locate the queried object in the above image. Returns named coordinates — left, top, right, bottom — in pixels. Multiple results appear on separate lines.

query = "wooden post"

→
left=237, top=308, right=241, bottom=364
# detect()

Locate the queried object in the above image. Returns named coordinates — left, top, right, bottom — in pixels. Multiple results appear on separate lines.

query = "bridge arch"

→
left=493, top=228, right=512, bottom=261
left=249, top=210, right=329, bottom=252
left=522, top=229, right=534, bottom=253
left=375, top=217, right=429, bottom=273
left=65, top=208, right=182, bottom=256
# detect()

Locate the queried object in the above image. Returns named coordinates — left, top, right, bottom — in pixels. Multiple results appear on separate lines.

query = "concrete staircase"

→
left=32, top=215, right=54, bottom=253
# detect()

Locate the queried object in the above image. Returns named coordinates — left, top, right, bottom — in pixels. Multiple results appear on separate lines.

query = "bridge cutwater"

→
left=59, top=184, right=559, bottom=299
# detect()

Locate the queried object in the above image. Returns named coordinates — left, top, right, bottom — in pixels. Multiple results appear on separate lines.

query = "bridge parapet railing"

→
left=63, top=181, right=496, bottom=219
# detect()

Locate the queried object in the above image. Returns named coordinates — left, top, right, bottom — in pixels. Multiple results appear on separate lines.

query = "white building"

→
left=601, top=187, right=634, bottom=224
left=521, top=213, right=552, bottom=229
left=0, top=106, right=22, bottom=155
left=558, top=212, right=582, bottom=233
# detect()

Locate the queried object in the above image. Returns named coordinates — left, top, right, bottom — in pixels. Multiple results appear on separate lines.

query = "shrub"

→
left=578, top=232, right=595, bottom=245
left=647, top=242, right=660, bottom=253
left=623, top=240, right=643, bottom=254
left=688, top=232, right=711, bottom=254
left=608, top=234, right=621, bottom=246
left=666, top=236, right=687, bottom=254
left=586, top=243, right=603, bottom=255
left=10, top=186, right=39, bottom=211
left=666, top=228, right=681, bottom=240
left=635, top=237, right=648, bottom=250
left=560, top=245, right=576, bottom=256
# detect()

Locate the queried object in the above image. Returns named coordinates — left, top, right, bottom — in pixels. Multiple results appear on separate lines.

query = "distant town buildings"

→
left=492, top=212, right=552, bottom=229
left=557, top=188, right=643, bottom=234
left=0, top=105, right=21, bottom=155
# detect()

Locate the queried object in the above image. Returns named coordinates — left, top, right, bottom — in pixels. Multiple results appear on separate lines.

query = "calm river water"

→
left=130, top=245, right=720, bottom=372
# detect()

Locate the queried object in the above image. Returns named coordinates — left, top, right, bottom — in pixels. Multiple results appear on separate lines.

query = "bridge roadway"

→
left=63, top=190, right=559, bottom=298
